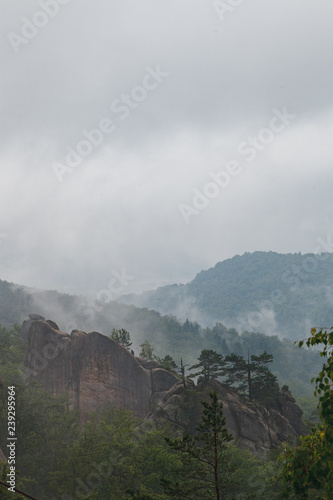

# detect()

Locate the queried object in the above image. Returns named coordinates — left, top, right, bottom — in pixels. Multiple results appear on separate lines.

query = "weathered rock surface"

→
left=23, top=317, right=178, bottom=418
left=22, top=316, right=308, bottom=454
left=151, top=380, right=309, bottom=456
left=21, top=313, right=45, bottom=341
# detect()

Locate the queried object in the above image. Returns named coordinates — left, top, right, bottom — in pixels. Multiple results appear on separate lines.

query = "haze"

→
left=1, top=0, right=333, bottom=297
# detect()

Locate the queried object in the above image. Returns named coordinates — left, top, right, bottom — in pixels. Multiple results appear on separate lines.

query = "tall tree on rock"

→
left=163, top=391, right=233, bottom=499
left=223, top=351, right=278, bottom=403
left=189, top=350, right=225, bottom=383
left=110, top=328, right=132, bottom=349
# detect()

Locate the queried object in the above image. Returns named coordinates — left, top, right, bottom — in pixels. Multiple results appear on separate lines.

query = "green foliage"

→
left=223, top=351, right=278, bottom=403
left=163, top=391, right=233, bottom=499
left=0, top=275, right=323, bottom=400
left=139, top=340, right=155, bottom=361
left=279, top=429, right=328, bottom=499
left=189, top=350, right=225, bottom=382
left=0, top=325, right=25, bottom=385
left=0, top=469, right=26, bottom=500
left=182, top=319, right=200, bottom=334
left=110, top=328, right=132, bottom=349
left=0, top=280, right=32, bottom=327
left=0, top=381, right=79, bottom=499
left=223, top=353, right=249, bottom=393
left=294, top=396, right=319, bottom=423
left=0, top=317, right=300, bottom=499
left=124, top=252, right=333, bottom=341
left=0, top=377, right=179, bottom=500
left=219, top=444, right=282, bottom=499
left=279, top=327, right=333, bottom=499
left=54, top=408, right=177, bottom=500
left=250, top=352, right=279, bottom=404
left=157, top=355, right=178, bottom=372
left=163, top=390, right=282, bottom=499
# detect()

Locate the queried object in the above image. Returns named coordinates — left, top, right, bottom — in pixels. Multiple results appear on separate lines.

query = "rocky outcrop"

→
left=22, top=316, right=308, bottom=454
left=23, top=317, right=178, bottom=418
left=21, top=313, right=45, bottom=341
left=151, top=380, right=309, bottom=456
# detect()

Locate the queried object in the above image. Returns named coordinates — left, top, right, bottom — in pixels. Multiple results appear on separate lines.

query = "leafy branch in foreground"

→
left=279, top=327, right=333, bottom=499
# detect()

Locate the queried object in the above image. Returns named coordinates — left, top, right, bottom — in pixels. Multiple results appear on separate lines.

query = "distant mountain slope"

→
left=120, top=251, right=333, bottom=339
left=0, top=279, right=33, bottom=326
left=0, top=273, right=324, bottom=399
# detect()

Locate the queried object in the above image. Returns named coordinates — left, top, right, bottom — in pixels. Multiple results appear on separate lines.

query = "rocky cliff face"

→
left=23, top=315, right=178, bottom=418
left=151, top=380, right=308, bottom=456
left=22, top=315, right=308, bottom=454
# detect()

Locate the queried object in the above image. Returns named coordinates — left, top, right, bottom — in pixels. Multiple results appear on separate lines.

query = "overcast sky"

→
left=1, top=0, right=333, bottom=298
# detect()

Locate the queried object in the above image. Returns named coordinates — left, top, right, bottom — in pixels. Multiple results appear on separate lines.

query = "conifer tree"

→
left=110, top=328, right=132, bottom=349
left=158, top=354, right=178, bottom=372
left=163, top=391, right=233, bottom=499
left=223, top=351, right=278, bottom=403
left=189, top=350, right=225, bottom=382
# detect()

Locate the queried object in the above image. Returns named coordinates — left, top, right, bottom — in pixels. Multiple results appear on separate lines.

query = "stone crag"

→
left=23, top=315, right=178, bottom=418
left=151, top=380, right=309, bottom=456
left=23, top=315, right=308, bottom=454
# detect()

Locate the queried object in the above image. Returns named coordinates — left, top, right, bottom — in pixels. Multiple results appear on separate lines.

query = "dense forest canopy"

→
left=0, top=275, right=324, bottom=401
left=0, top=254, right=330, bottom=497
left=120, top=251, right=333, bottom=340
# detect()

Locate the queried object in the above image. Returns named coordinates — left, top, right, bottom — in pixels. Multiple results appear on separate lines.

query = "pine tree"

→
left=223, top=351, right=278, bottom=403
left=158, top=355, right=178, bottom=372
left=110, top=328, right=132, bottom=349
left=163, top=391, right=233, bottom=499
left=222, top=353, right=249, bottom=395
left=250, top=352, right=278, bottom=403
left=139, top=340, right=154, bottom=361
left=189, top=350, right=225, bottom=382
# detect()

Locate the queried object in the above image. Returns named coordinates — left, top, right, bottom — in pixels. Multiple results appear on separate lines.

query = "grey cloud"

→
left=1, top=0, right=333, bottom=296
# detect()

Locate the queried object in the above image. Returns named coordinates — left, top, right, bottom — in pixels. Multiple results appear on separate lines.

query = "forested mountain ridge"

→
left=0, top=272, right=323, bottom=400
left=120, top=251, right=333, bottom=340
left=0, top=279, right=329, bottom=498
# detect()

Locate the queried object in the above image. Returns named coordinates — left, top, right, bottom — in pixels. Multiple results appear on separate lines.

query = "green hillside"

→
left=0, top=277, right=323, bottom=403
left=120, top=251, right=333, bottom=340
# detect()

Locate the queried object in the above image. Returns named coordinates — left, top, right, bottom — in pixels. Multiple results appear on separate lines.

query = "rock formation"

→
left=22, top=316, right=308, bottom=454
left=151, top=379, right=308, bottom=456
left=23, top=317, right=178, bottom=418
